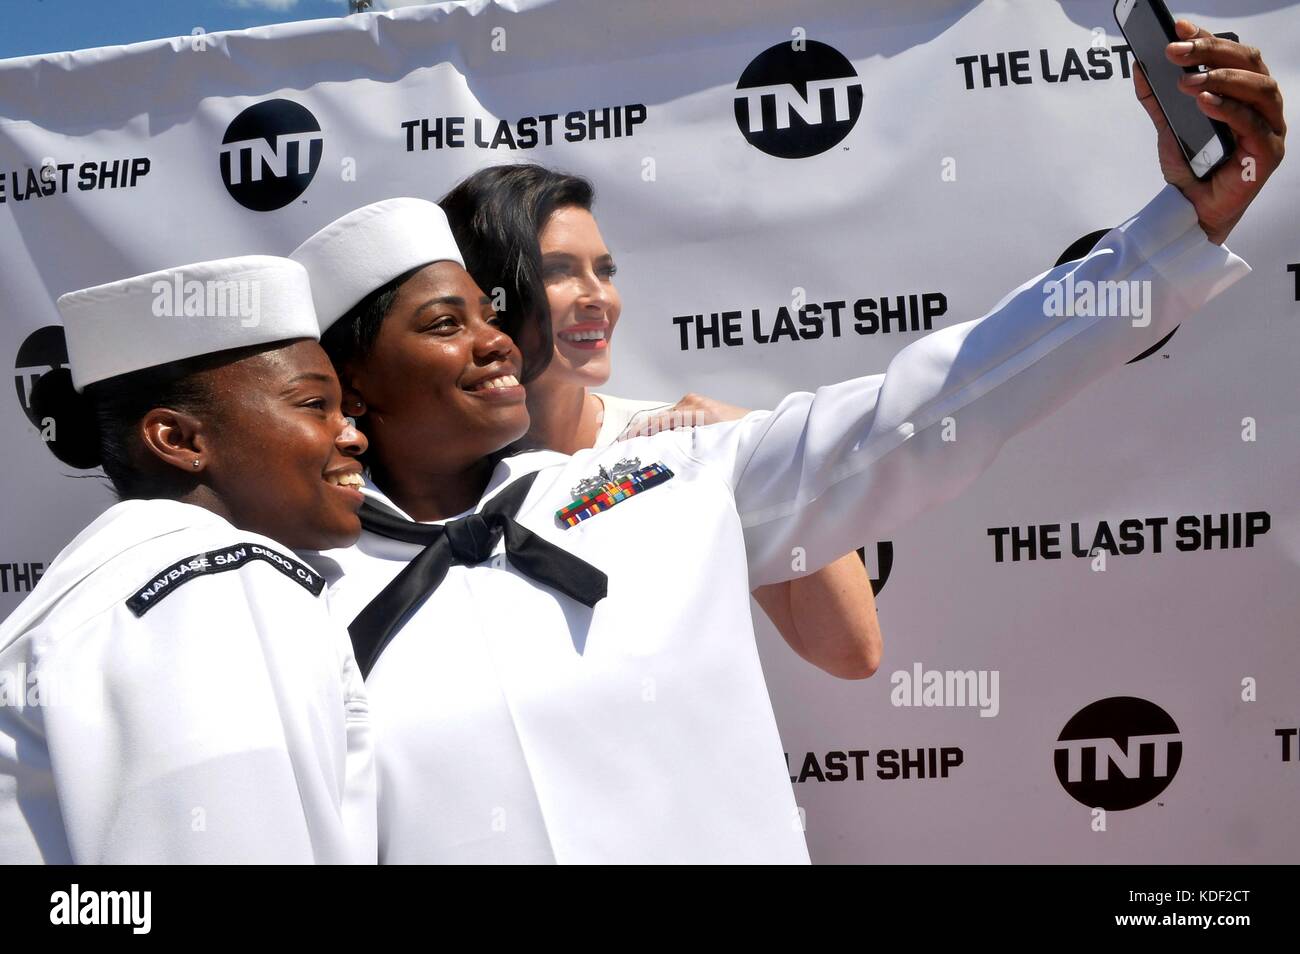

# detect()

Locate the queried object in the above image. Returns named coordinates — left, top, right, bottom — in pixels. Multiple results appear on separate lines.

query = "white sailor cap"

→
left=289, top=197, right=466, bottom=333
left=57, top=255, right=318, bottom=392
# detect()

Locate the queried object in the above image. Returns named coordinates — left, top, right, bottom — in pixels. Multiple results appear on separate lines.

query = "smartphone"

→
left=1113, top=0, right=1235, bottom=179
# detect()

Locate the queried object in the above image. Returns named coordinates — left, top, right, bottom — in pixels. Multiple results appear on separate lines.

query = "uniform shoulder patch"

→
left=125, top=541, right=325, bottom=618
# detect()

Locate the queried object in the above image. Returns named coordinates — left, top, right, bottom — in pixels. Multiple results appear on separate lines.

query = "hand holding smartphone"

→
left=1113, top=0, right=1235, bottom=179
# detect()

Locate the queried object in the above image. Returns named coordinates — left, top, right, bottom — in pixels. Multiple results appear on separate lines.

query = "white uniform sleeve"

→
left=672, top=186, right=1252, bottom=586
left=33, top=563, right=346, bottom=864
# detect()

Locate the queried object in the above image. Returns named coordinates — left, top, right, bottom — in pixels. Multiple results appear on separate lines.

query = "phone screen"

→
left=1121, top=0, right=1219, bottom=160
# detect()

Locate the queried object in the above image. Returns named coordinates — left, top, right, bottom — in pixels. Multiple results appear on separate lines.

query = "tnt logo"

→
left=1054, top=696, right=1182, bottom=811
left=855, top=541, right=893, bottom=597
left=14, top=325, right=67, bottom=427
left=219, top=99, right=323, bottom=211
left=734, top=40, right=863, bottom=159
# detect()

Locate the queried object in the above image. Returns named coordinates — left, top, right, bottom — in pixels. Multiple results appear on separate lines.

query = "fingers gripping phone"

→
left=1113, top=0, right=1235, bottom=179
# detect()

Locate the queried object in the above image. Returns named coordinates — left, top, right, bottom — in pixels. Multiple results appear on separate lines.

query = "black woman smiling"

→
left=0, top=256, right=376, bottom=864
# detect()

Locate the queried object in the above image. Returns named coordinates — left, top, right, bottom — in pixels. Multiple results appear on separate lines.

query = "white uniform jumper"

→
left=0, top=499, right=376, bottom=864
left=311, top=187, right=1249, bottom=863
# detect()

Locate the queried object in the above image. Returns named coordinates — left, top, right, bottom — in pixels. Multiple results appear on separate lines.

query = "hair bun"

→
left=28, top=367, right=103, bottom=469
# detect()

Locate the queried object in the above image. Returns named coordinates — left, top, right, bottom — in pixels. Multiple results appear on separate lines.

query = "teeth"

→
left=560, top=328, right=606, bottom=342
left=327, top=472, right=364, bottom=489
left=477, top=374, right=519, bottom=390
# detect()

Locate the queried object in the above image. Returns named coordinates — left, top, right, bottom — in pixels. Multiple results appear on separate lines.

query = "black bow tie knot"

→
left=444, top=511, right=499, bottom=565
left=348, top=471, right=608, bottom=678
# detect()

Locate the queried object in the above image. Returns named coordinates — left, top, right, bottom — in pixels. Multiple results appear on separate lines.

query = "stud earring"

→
left=192, top=460, right=200, bottom=468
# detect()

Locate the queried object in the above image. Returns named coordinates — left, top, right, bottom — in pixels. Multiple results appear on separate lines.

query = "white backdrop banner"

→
left=1, top=0, right=1296, bottom=862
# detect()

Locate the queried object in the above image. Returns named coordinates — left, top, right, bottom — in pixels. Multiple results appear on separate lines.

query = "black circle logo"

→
left=734, top=40, right=863, bottom=159
left=219, top=99, right=323, bottom=211
left=856, top=541, right=894, bottom=597
left=14, top=325, right=68, bottom=427
left=1054, top=696, right=1182, bottom=811
left=1055, top=230, right=1179, bottom=364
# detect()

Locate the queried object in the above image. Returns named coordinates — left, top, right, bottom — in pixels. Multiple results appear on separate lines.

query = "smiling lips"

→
left=467, top=372, right=520, bottom=391
left=325, top=471, right=364, bottom=490
left=557, top=326, right=608, bottom=350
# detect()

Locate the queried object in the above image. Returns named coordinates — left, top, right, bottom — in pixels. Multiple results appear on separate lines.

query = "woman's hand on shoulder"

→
left=619, top=392, right=752, bottom=440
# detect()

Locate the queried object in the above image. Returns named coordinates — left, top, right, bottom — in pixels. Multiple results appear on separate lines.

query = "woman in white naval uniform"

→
left=0, top=257, right=376, bottom=864
left=292, top=30, right=1281, bottom=862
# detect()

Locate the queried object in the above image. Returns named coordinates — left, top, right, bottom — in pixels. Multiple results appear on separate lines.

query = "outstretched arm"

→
left=667, top=29, right=1281, bottom=588
left=673, top=183, right=1251, bottom=586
